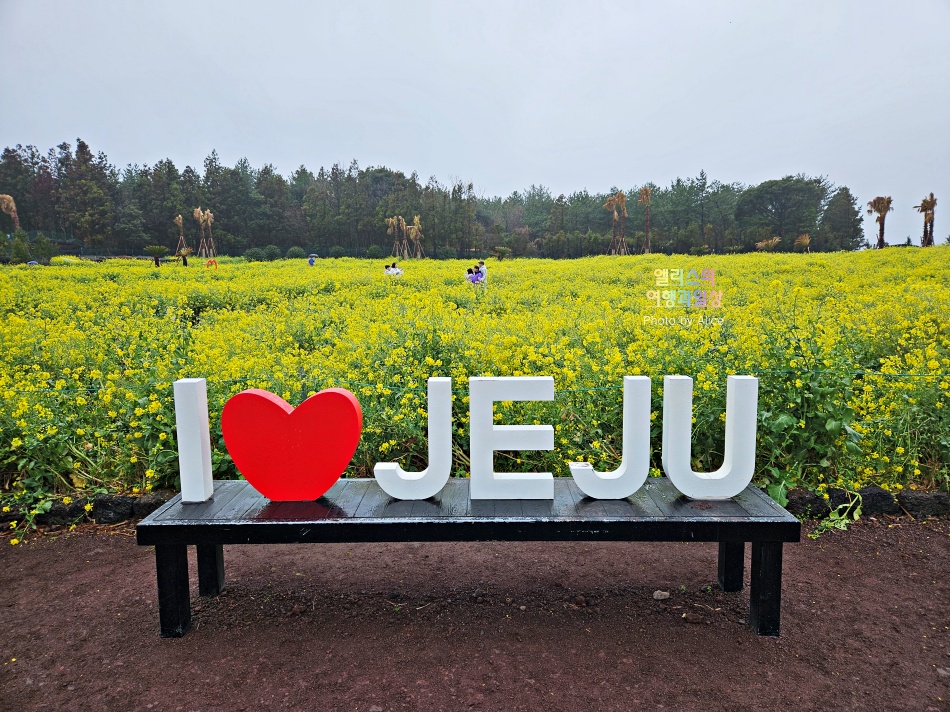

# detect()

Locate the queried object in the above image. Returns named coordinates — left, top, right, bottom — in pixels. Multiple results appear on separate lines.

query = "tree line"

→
left=0, top=137, right=913, bottom=261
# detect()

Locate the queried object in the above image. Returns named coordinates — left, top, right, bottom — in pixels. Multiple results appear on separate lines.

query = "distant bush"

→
left=10, top=232, right=31, bottom=264
left=435, top=246, right=456, bottom=260
left=263, top=245, right=282, bottom=261
left=365, top=245, right=384, bottom=259
left=329, top=245, right=346, bottom=259
left=285, top=246, right=307, bottom=259
left=31, top=233, right=58, bottom=264
left=243, top=247, right=265, bottom=262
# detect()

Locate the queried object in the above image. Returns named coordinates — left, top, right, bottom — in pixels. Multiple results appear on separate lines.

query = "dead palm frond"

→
left=174, top=214, right=188, bottom=254
left=638, top=187, right=652, bottom=254
left=0, top=194, right=20, bottom=230
left=408, top=215, right=425, bottom=258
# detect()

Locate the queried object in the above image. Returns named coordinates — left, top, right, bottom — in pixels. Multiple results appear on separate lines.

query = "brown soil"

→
left=1, top=518, right=949, bottom=711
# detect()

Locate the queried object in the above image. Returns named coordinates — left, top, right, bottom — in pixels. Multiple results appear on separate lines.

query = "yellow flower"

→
left=62, top=496, right=73, bottom=505
left=84, top=503, right=93, bottom=512
left=10, top=538, right=19, bottom=546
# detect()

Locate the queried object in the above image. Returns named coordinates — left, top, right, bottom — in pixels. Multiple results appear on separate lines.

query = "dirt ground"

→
left=1, top=517, right=949, bottom=711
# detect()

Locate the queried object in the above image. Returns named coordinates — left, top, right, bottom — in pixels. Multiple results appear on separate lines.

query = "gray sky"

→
left=2, top=0, right=948, bottom=244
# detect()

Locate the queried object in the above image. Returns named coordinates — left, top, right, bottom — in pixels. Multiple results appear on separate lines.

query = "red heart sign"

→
left=221, top=388, right=362, bottom=501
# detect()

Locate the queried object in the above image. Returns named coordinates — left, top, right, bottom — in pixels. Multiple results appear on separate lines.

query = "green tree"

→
left=815, top=187, right=865, bottom=250
left=10, top=230, right=31, bottom=263
left=113, top=183, right=150, bottom=253
left=31, top=232, right=57, bottom=264
left=56, top=139, right=116, bottom=249
left=143, top=245, right=167, bottom=266
left=736, top=175, right=830, bottom=250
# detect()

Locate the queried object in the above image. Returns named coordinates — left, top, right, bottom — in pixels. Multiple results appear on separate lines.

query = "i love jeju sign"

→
left=173, top=375, right=758, bottom=505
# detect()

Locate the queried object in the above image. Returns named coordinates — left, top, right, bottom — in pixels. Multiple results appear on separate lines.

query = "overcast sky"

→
left=2, top=0, right=948, bottom=244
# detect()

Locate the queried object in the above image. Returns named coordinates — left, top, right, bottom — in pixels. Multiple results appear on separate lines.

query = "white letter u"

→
left=661, top=375, right=758, bottom=500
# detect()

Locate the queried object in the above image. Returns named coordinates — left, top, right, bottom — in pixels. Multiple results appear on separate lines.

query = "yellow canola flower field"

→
left=0, top=248, right=948, bottom=503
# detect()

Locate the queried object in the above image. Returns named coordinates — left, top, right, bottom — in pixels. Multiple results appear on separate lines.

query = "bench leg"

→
left=717, top=541, right=744, bottom=592
left=197, top=543, right=225, bottom=597
left=155, top=544, right=191, bottom=638
left=749, top=541, right=783, bottom=636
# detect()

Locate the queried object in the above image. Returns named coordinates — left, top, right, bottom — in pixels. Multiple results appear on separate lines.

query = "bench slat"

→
left=206, top=483, right=260, bottom=520
left=732, top=487, right=788, bottom=518
left=156, top=480, right=247, bottom=521
left=353, top=480, right=394, bottom=517
left=330, top=480, right=371, bottom=518
left=627, top=487, right=666, bottom=517
left=641, top=478, right=681, bottom=516
left=231, top=490, right=273, bottom=522
left=552, top=478, right=581, bottom=517
left=436, top=479, right=471, bottom=517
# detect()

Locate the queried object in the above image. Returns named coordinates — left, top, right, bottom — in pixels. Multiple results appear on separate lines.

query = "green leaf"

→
left=772, top=413, right=797, bottom=432
left=766, top=482, right=789, bottom=507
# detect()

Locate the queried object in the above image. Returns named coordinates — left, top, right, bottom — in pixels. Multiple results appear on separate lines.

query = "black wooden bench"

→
left=136, top=477, right=800, bottom=637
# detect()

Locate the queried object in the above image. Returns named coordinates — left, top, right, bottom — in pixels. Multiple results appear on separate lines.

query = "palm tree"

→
left=794, top=234, right=811, bottom=252
left=174, top=214, right=188, bottom=256
left=195, top=209, right=216, bottom=258
left=603, top=194, right=618, bottom=248
left=386, top=216, right=409, bottom=259
left=914, top=193, right=937, bottom=247
left=0, top=194, right=20, bottom=231
left=604, top=192, right=629, bottom=255
left=638, top=187, right=652, bottom=254
left=616, top=191, right=627, bottom=252
left=193, top=207, right=205, bottom=249
left=144, top=245, right=168, bottom=267
left=202, top=209, right=216, bottom=257
left=866, top=196, right=893, bottom=249
left=407, top=215, right=425, bottom=258
left=756, top=236, right=781, bottom=252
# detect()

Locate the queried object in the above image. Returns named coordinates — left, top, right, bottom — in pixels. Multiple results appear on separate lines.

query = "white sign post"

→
left=173, top=378, right=214, bottom=503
